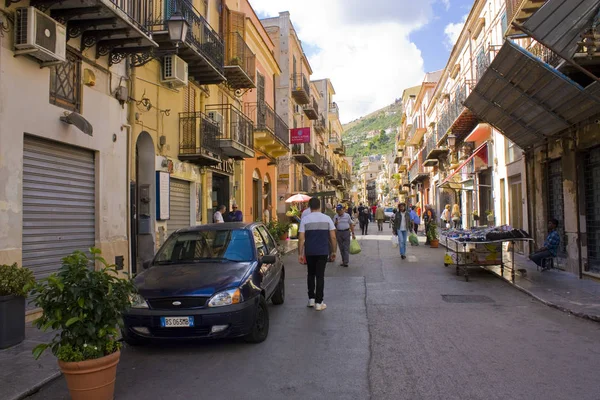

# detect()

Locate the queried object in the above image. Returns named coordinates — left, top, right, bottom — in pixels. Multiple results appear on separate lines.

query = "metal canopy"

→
left=463, top=41, right=600, bottom=150
left=522, top=0, right=600, bottom=58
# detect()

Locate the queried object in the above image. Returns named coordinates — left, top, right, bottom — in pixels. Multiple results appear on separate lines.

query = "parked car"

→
left=122, top=223, right=284, bottom=344
left=384, top=207, right=395, bottom=222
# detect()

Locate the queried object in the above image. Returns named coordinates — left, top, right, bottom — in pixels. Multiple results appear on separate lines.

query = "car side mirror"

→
left=261, top=255, right=276, bottom=264
left=142, top=260, right=152, bottom=270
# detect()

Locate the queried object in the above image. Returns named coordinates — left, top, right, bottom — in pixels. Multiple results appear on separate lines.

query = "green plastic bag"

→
left=409, top=233, right=419, bottom=246
left=349, top=239, right=361, bottom=255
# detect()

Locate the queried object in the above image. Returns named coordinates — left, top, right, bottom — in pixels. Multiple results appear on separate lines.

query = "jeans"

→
left=529, top=250, right=553, bottom=267
left=306, top=255, right=328, bottom=303
left=377, top=219, right=384, bottom=231
left=397, top=230, right=408, bottom=256
left=336, top=230, right=351, bottom=265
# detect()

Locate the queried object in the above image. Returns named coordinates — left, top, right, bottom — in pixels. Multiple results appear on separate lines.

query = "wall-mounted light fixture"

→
left=167, top=12, right=189, bottom=51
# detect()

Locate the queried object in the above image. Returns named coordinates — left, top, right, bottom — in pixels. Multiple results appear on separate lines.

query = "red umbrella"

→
left=285, top=193, right=311, bottom=203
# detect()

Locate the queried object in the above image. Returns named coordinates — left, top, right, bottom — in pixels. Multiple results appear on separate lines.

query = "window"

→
left=257, top=226, right=276, bottom=253
left=253, top=228, right=268, bottom=258
left=49, top=50, right=81, bottom=112
left=154, top=230, right=254, bottom=263
left=505, top=139, right=520, bottom=163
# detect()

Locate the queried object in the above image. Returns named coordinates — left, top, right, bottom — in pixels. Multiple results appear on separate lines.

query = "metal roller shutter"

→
left=22, top=136, right=96, bottom=280
left=168, top=178, right=191, bottom=235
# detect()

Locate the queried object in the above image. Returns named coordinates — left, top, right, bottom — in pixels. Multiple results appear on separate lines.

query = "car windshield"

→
left=154, top=229, right=253, bottom=264
left=385, top=208, right=393, bottom=212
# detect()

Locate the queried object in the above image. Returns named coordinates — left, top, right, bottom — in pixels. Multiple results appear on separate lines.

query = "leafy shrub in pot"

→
left=30, top=248, right=136, bottom=400
left=0, top=263, right=34, bottom=348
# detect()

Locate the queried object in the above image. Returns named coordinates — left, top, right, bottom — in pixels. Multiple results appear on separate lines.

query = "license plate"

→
left=160, top=316, right=194, bottom=328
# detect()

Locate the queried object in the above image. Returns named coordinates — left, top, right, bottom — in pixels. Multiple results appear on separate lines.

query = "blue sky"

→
left=252, top=0, right=476, bottom=122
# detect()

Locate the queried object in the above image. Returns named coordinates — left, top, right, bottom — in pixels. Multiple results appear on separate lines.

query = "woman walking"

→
left=410, top=205, right=420, bottom=234
left=441, top=204, right=451, bottom=227
left=452, top=204, right=461, bottom=228
left=358, top=207, right=370, bottom=235
left=393, top=203, right=410, bottom=260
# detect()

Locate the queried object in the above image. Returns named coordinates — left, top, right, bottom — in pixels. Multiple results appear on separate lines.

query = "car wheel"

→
left=244, top=296, right=270, bottom=343
left=121, top=329, right=144, bottom=346
left=271, top=275, right=285, bottom=305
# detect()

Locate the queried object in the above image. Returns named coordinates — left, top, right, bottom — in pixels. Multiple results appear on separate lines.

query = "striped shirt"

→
left=333, top=212, right=353, bottom=230
left=299, top=211, right=335, bottom=256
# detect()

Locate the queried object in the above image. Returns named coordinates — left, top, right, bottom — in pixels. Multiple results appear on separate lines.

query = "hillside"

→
left=342, top=101, right=403, bottom=170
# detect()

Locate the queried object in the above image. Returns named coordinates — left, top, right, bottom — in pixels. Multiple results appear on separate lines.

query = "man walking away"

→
left=393, top=203, right=409, bottom=260
left=410, top=205, right=420, bottom=235
left=529, top=218, right=561, bottom=270
left=375, top=204, right=385, bottom=231
left=213, top=205, right=226, bottom=223
left=371, top=204, right=377, bottom=222
left=298, top=198, right=337, bottom=311
left=358, top=206, right=370, bottom=235
left=334, top=204, right=355, bottom=267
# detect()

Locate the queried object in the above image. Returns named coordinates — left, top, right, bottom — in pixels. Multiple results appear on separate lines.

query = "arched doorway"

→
left=252, top=169, right=262, bottom=221
left=132, top=131, right=155, bottom=273
left=263, top=173, right=272, bottom=212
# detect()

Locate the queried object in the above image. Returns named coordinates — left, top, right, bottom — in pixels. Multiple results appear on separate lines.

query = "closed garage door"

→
left=22, top=136, right=96, bottom=280
left=169, top=178, right=191, bottom=235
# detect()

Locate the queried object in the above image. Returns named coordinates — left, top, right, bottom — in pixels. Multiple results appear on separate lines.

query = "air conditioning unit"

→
left=14, top=7, right=66, bottom=64
left=207, top=111, right=224, bottom=128
left=161, top=55, right=188, bottom=87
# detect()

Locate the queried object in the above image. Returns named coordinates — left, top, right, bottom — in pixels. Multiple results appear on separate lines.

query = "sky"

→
left=250, top=0, right=474, bottom=124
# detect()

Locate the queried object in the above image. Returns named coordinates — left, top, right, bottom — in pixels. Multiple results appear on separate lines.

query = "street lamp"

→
left=447, top=133, right=457, bottom=148
left=167, top=11, right=189, bottom=49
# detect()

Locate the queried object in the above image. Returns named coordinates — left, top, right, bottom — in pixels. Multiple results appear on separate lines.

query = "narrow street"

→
left=28, top=228, right=600, bottom=400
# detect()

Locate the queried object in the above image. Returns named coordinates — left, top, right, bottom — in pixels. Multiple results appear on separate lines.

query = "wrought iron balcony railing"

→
left=475, top=45, right=502, bottom=83
left=178, top=112, right=221, bottom=165
left=527, top=41, right=562, bottom=68
left=291, top=142, right=314, bottom=164
left=329, top=102, right=339, bottom=119
left=303, top=96, right=319, bottom=120
left=206, top=104, right=254, bottom=159
left=274, top=113, right=290, bottom=147
left=314, top=114, right=327, bottom=134
left=254, top=101, right=275, bottom=134
left=292, top=74, right=310, bottom=104
left=224, top=32, right=256, bottom=88
left=149, top=0, right=224, bottom=78
left=436, top=81, right=471, bottom=143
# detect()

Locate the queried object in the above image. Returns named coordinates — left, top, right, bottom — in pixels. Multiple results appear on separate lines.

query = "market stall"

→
left=440, top=226, right=533, bottom=282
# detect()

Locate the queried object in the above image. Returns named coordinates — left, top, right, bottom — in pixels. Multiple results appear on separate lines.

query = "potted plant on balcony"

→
left=428, top=222, right=440, bottom=248
left=486, top=210, right=495, bottom=225
left=30, top=248, right=135, bottom=400
left=0, top=263, right=34, bottom=349
left=230, top=56, right=241, bottom=66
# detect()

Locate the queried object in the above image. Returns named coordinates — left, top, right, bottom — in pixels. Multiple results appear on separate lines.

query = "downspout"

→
left=525, top=149, right=534, bottom=254
left=126, top=59, right=137, bottom=275
left=572, top=132, right=583, bottom=278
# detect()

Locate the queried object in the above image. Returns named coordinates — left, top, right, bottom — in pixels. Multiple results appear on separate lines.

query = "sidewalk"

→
left=0, top=325, right=60, bottom=400
left=485, top=253, right=600, bottom=322
left=279, top=238, right=298, bottom=255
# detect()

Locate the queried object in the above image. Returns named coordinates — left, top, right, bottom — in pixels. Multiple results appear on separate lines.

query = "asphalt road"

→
left=28, top=228, right=600, bottom=400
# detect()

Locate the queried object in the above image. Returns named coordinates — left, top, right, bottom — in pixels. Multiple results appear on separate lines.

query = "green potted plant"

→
left=473, top=210, right=480, bottom=221
left=278, top=221, right=291, bottom=241
left=486, top=210, right=494, bottom=224
left=29, top=248, right=135, bottom=400
left=428, top=222, right=440, bottom=248
left=0, top=263, right=34, bottom=349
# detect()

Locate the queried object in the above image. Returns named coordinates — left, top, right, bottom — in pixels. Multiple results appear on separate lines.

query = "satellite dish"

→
left=60, top=112, right=93, bottom=136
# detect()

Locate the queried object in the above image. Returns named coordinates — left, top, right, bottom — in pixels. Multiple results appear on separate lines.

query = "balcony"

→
left=178, top=112, right=222, bottom=166
left=505, top=0, right=548, bottom=38
left=423, top=134, right=448, bottom=167
left=526, top=41, right=562, bottom=69
left=333, top=143, right=346, bottom=155
left=224, top=32, right=256, bottom=89
left=475, top=45, right=502, bottom=83
left=409, top=152, right=429, bottom=184
left=303, top=97, right=319, bottom=120
left=314, top=114, right=327, bottom=134
left=148, top=0, right=224, bottom=83
left=206, top=104, right=254, bottom=159
left=305, top=150, right=324, bottom=174
left=291, top=142, right=314, bottom=164
left=330, top=171, right=342, bottom=186
left=436, top=81, right=478, bottom=143
left=329, top=102, right=340, bottom=119
left=246, top=101, right=289, bottom=158
left=323, top=159, right=333, bottom=178
left=29, top=0, right=158, bottom=65
left=292, top=74, right=310, bottom=104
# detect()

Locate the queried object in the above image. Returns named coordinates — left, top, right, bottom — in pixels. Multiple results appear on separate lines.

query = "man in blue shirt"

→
left=298, top=197, right=337, bottom=311
left=529, top=218, right=560, bottom=269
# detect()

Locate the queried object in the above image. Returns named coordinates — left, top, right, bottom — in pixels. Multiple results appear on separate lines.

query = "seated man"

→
left=529, top=218, right=560, bottom=269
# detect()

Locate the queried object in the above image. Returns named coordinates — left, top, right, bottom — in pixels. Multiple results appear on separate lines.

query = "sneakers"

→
left=315, top=303, right=327, bottom=311
left=401, top=255, right=406, bottom=260
left=307, top=298, right=315, bottom=307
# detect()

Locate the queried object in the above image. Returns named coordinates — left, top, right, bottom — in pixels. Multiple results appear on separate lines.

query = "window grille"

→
left=49, top=51, right=81, bottom=112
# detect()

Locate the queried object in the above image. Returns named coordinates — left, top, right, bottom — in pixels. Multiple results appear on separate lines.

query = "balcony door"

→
left=257, top=73, right=266, bottom=127
left=182, top=85, right=197, bottom=150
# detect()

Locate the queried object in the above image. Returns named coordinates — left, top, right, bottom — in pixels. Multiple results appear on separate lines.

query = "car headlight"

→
left=130, top=294, right=149, bottom=309
left=208, top=288, right=243, bottom=308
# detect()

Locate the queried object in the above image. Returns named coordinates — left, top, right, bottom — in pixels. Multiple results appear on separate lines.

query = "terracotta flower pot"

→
left=430, top=239, right=439, bottom=248
left=58, top=350, right=120, bottom=400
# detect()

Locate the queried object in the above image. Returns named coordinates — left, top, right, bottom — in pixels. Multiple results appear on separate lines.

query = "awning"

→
left=463, top=41, right=600, bottom=150
left=464, top=123, right=492, bottom=143
left=439, top=142, right=488, bottom=187
left=522, top=0, right=600, bottom=59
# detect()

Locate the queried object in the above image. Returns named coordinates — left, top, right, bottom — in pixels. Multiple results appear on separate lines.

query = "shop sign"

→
left=290, top=127, right=310, bottom=144
left=209, top=159, right=234, bottom=175
left=156, top=171, right=170, bottom=220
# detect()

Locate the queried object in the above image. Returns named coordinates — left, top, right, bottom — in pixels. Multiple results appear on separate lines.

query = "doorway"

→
left=547, top=159, right=566, bottom=256
left=478, top=170, right=493, bottom=225
left=509, top=175, right=524, bottom=253
left=253, top=169, right=262, bottom=221
left=212, top=173, right=230, bottom=216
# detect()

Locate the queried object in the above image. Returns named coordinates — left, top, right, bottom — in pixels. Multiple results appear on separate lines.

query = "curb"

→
left=9, top=371, right=61, bottom=400
left=493, top=272, right=600, bottom=323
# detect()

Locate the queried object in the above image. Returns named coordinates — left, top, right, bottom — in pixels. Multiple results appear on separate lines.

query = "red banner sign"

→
left=290, top=127, right=311, bottom=144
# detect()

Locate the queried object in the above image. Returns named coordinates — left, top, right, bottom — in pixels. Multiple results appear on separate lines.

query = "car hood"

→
left=134, top=262, right=254, bottom=298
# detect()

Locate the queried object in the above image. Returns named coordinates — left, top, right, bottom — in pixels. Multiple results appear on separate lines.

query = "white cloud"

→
left=249, top=0, right=435, bottom=123
left=444, top=14, right=467, bottom=48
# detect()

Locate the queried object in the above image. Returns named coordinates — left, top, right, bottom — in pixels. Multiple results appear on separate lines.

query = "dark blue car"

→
left=122, top=222, right=285, bottom=344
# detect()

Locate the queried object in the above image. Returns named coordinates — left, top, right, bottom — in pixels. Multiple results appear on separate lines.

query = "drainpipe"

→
left=572, top=133, right=583, bottom=278
left=525, top=149, right=534, bottom=254
left=126, top=59, right=137, bottom=275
